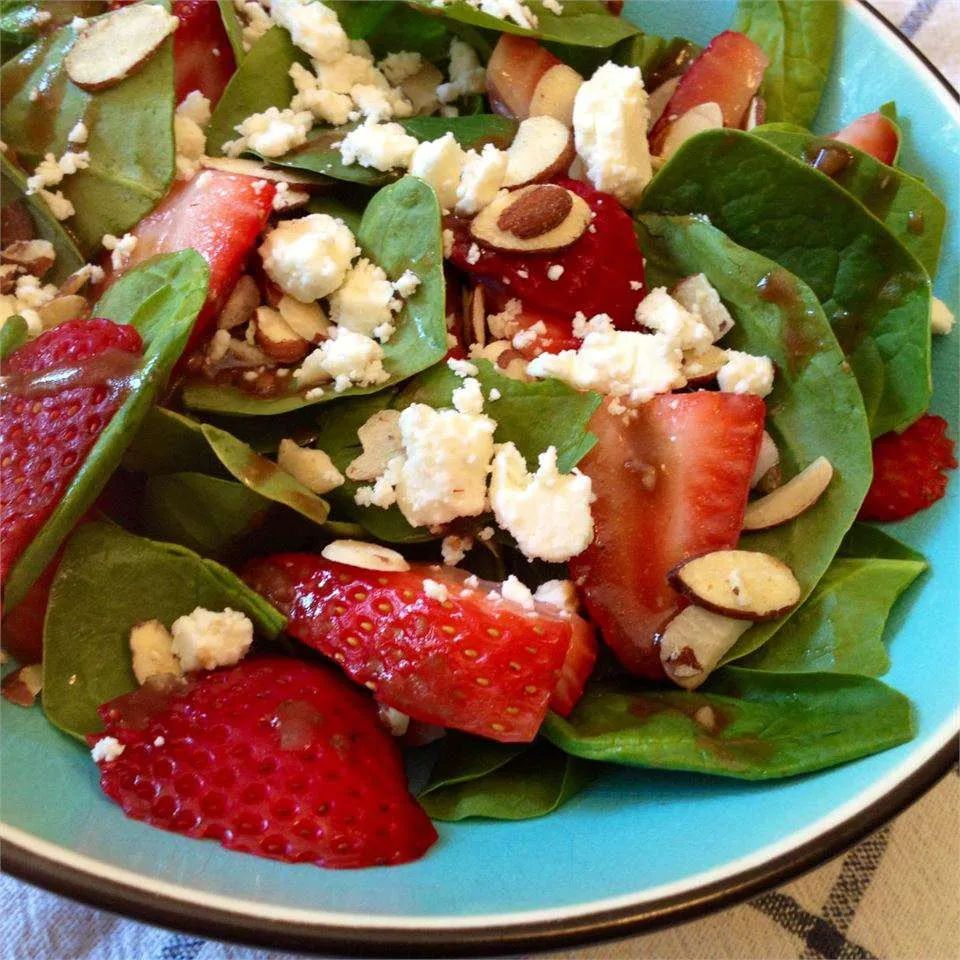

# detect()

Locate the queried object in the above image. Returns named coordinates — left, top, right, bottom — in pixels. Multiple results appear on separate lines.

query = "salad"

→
left=0, top=0, right=955, bottom=870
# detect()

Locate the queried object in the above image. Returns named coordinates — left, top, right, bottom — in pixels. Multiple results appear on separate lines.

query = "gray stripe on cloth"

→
left=900, top=0, right=942, bottom=37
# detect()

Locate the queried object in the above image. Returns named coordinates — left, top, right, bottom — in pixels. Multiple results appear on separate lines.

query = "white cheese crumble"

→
left=91, top=737, right=125, bottom=764
left=234, top=0, right=272, bottom=50
left=635, top=287, right=713, bottom=354
left=289, top=61, right=355, bottom=125
left=294, top=328, right=390, bottom=392
left=259, top=213, right=359, bottom=302
left=423, top=578, right=450, bottom=602
left=547, top=264, right=564, bottom=281
left=437, top=38, right=486, bottom=104
left=174, top=90, right=211, bottom=180
left=931, top=296, right=955, bottom=335
left=452, top=376, right=485, bottom=414
left=716, top=351, right=775, bottom=397
left=500, top=574, right=535, bottom=610
left=441, top=534, right=473, bottom=565
left=489, top=444, right=594, bottom=562
left=573, top=62, right=652, bottom=207
left=533, top=579, right=577, bottom=616
left=170, top=607, right=254, bottom=672
left=337, top=119, right=418, bottom=171
left=101, top=232, right=138, bottom=271
left=448, top=357, right=479, bottom=377
left=672, top=273, right=735, bottom=341
left=328, top=257, right=400, bottom=339
left=225, top=106, right=313, bottom=158
left=379, top=51, right=423, bottom=85
left=26, top=149, right=90, bottom=195
left=1, top=273, right=59, bottom=338
left=270, top=0, right=348, bottom=63
left=355, top=454, right=403, bottom=508
left=410, top=132, right=466, bottom=210
left=455, top=144, right=508, bottom=215
left=68, top=120, right=88, bottom=144
left=277, top=438, right=345, bottom=494
left=394, top=269, right=420, bottom=298
left=442, top=228, right=455, bottom=258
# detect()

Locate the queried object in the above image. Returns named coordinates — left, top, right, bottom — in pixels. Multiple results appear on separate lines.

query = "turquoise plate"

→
left=2, top=1, right=957, bottom=954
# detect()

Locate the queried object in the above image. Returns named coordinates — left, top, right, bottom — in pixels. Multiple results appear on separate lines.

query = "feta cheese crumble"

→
left=931, top=296, right=955, bottom=336
left=533, top=579, right=578, bottom=616
left=379, top=51, right=423, bottom=85
left=294, top=328, right=390, bottom=392
left=170, top=607, right=254, bottom=672
left=102, top=232, right=138, bottom=271
left=635, top=287, right=713, bottom=354
left=672, top=273, right=735, bottom=341
left=436, top=38, right=486, bottom=104
left=410, top=132, right=466, bottom=209
left=500, top=574, right=535, bottom=610
left=289, top=61, right=355, bottom=125
left=337, top=119, right=418, bottom=171
left=716, top=351, right=775, bottom=397
left=270, top=0, right=348, bottom=63
left=91, top=737, right=125, bottom=763
left=328, top=258, right=400, bottom=338
left=174, top=90, right=211, bottom=180
left=455, top=144, right=508, bottom=215
left=225, top=106, right=313, bottom=158
left=441, top=534, right=473, bottom=566
left=423, top=578, right=450, bottom=602
left=452, top=376, right=485, bottom=415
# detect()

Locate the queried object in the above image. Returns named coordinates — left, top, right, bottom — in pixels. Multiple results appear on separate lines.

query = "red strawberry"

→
left=649, top=31, right=769, bottom=154
left=830, top=112, right=899, bottom=166
left=173, top=0, right=237, bottom=106
left=0, top=550, right=61, bottom=663
left=0, top=319, right=142, bottom=584
left=110, top=171, right=275, bottom=351
left=482, top=289, right=580, bottom=360
left=448, top=179, right=647, bottom=329
left=90, top=658, right=437, bottom=868
left=550, top=614, right=597, bottom=717
left=570, top=392, right=765, bottom=678
left=242, top=557, right=588, bottom=742
left=859, top=414, right=956, bottom=521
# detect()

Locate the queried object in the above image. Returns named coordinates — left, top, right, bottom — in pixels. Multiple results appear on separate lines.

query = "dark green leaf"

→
left=325, top=0, right=393, bottom=38
left=0, top=4, right=175, bottom=254
left=733, top=0, right=838, bottom=128
left=637, top=214, right=872, bottom=662
left=613, top=33, right=699, bottom=82
left=333, top=0, right=451, bottom=60
left=0, top=1, right=100, bottom=65
left=838, top=522, right=925, bottom=563
left=543, top=667, right=915, bottom=779
left=640, top=130, right=932, bottom=436
left=401, top=114, right=518, bottom=149
left=420, top=734, right=594, bottom=821
left=182, top=176, right=447, bottom=416
left=42, top=521, right=285, bottom=738
left=752, top=126, right=946, bottom=276
left=123, top=407, right=225, bottom=477
left=1, top=153, right=84, bottom=284
left=0, top=314, right=29, bottom=359
left=206, top=25, right=306, bottom=159
left=3, top=251, right=209, bottom=610
left=216, top=0, right=246, bottom=61
left=305, top=192, right=364, bottom=234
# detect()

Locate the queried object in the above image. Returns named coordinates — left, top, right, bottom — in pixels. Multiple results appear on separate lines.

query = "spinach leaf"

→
left=42, top=521, right=284, bottom=738
left=3, top=251, right=209, bottom=610
left=753, top=126, right=946, bottom=277
left=420, top=734, right=595, bottom=821
left=738, top=558, right=924, bottom=676
left=123, top=406, right=225, bottom=477
left=306, top=192, right=364, bottom=234
left=637, top=214, right=872, bottom=662
left=206, top=26, right=306, bottom=158
left=0, top=1, right=100, bottom=64
left=325, top=0, right=393, bottom=38
left=415, top=1, right=638, bottom=48
left=543, top=667, right=914, bottom=780
left=0, top=314, right=29, bottom=359
left=1, top=153, right=85, bottom=284
left=640, top=130, right=932, bottom=437
left=216, top=0, right=246, bottom=62
left=838, top=522, right=925, bottom=563
left=0, top=5, right=175, bottom=255
left=142, top=471, right=269, bottom=558
left=402, top=114, right=518, bottom=149
left=329, top=0, right=451, bottom=60
left=733, top=0, right=838, bottom=128
left=200, top=423, right=331, bottom=526
left=613, top=33, right=699, bottom=81
left=182, top=176, right=447, bottom=416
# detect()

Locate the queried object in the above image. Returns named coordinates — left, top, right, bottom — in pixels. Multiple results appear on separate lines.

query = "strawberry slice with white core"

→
left=570, top=392, right=766, bottom=678
left=243, top=557, right=593, bottom=741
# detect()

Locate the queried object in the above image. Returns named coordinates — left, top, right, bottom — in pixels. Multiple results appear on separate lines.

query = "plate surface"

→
left=2, top=1, right=958, bottom=954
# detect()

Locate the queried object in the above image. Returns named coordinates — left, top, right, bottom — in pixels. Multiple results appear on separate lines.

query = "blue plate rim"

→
left=2, top=1, right=958, bottom=955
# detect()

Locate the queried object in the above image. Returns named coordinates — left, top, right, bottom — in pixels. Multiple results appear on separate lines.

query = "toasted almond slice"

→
left=743, top=456, right=833, bottom=530
left=503, top=116, right=575, bottom=188
left=200, top=156, right=322, bottom=188
left=669, top=549, right=801, bottom=621
left=660, top=101, right=724, bottom=160
left=218, top=275, right=259, bottom=330
left=470, top=285, right=486, bottom=348
left=277, top=439, right=344, bottom=495
left=254, top=305, right=309, bottom=364
left=751, top=431, right=780, bottom=488
left=1, top=663, right=43, bottom=707
left=277, top=295, right=331, bottom=343
left=471, top=185, right=590, bottom=253
left=66, top=4, right=178, bottom=91
left=682, top=344, right=727, bottom=386
left=647, top=76, right=681, bottom=132
left=0, top=263, right=22, bottom=294
left=659, top=606, right=751, bottom=690
left=321, top=539, right=409, bottom=572
left=2, top=239, right=55, bottom=277
left=129, top=619, right=182, bottom=685
left=346, top=409, right=403, bottom=481
left=529, top=63, right=583, bottom=127
left=38, top=294, right=87, bottom=330
left=497, top=183, right=572, bottom=238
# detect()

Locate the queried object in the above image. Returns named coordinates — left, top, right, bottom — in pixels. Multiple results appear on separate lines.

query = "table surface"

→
left=3, top=2, right=958, bottom=958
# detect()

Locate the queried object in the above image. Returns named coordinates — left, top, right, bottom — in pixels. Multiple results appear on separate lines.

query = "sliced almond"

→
left=647, top=76, right=680, bottom=132
left=2, top=239, right=55, bottom=278
left=66, top=4, right=178, bottom=91
left=277, top=439, right=344, bottom=495
left=470, top=285, right=486, bottom=348
left=745, top=95, right=765, bottom=131
left=529, top=63, right=583, bottom=127
left=503, top=116, right=575, bottom=188
left=400, top=62, right=444, bottom=116
left=751, top=431, right=780, bottom=488
left=346, top=409, right=403, bottom=482
left=129, top=619, right=182, bottom=685
left=254, top=305, right=309, bottom=364
left=218, top=275, right=259, bottom=330
left=277, top=295, right=331, bottom=343
left=669, top=549, right=801, bottom=621
left=1, top=663, right=43, bottom=707
left=200, top=156, right=322, bottom=188
left=743, top=456, right=833, bottom=530
left=660, top=102, right=724, bottom=160
left=471, top=185, right=590, bottom=253
left=273, top=187, right=310, bottom=212
left=682, top=344, right=727, bottom=386
left=659, top=606, right=751, bottom=690
left=38, top=294, right=87, bottom=329
left=321, top=539, right=409, bottom=572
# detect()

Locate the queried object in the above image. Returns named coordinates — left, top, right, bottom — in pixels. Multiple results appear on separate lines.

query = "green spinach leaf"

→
left=753, top=126, right=946, bottom=276
left=637, top=214, right=872, bottom=662
left=420, top=734, right=595, bottom=821
left=838, top=522, right=925, bottom=563
left=42, top=521, right=285, bottom=738
left=640, top=130, right=932, bottom=436
left=0, top=4, right=175, bottom=254
left=123, top=406, right=225, bottom=476
left=182, top=176, right=447, bottom=416
left=733, top=0, right=838, bottom=128
left=0, top=1, right=100, bottom=64
left=0, top=314, right=29, bottom=359
left=3, top=251, right=209, bottom=610
left=543, top=667, right=914, bottom=779
left=402, top=114, right=518, bottom=149
left=216, top=0, right=246, bottom=61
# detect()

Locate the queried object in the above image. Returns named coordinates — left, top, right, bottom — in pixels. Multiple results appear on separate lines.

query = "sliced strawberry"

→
left=859, top=414, right=956, bottom=521
left=0, top=550, right=61, bottom=663
left=570, top=393, right=765, bottom=677
left=830, top=111, right=899, bottom=165
left=448, top=179, right=646, bottom=329
left=649, top=31, right=769, bottom=154
left=113, top=171, right=275, bottom=351
left=485, top=34, right=564, bottom=120
left=90, top=658, right=437, bottom=868
left=482, top=288, right=580, bottom=359
left=242, top=557, right=582, bottom=742
left=0, top=319, right=142, bottom=584
left=549, top=615, right=597, bottom=717
left=173, top=0, right=237, bottom=106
